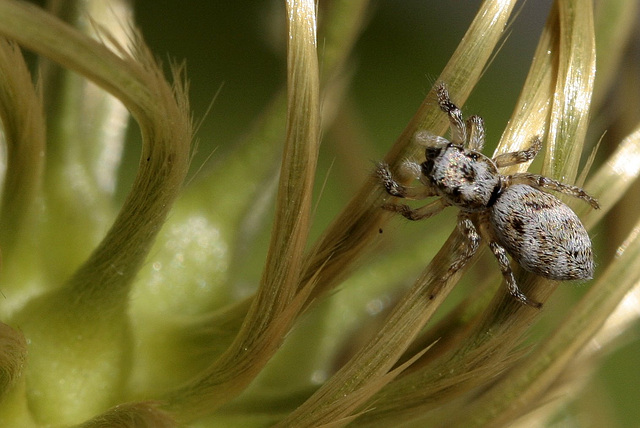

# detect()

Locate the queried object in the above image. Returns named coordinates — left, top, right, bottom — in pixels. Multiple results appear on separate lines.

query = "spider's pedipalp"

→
left=413, top=130, right=450, bottom=148
left=466, top=115, right=485, bottom=151
left=376, top=162, right=437, bottom=200
left=400, top=159, right=423, bottom=181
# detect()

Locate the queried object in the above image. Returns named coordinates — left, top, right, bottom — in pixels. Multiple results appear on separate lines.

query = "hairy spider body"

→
left=376, top=83, right=598, bottom=308
left=422, top=144, right=501, bottom=211
left=489, top=184, right=594, bottom=281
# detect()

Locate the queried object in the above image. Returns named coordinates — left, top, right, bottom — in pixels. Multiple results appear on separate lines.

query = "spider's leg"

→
left=466, top=115, right=485, bottom=151
left=376, top=162, right=437, bottom=200
left=447, top=213, right=481, bottom=277
left=436, top=83, right=467, bottom=146
left=507, top=173, right=599, bottom=209
left=382, top=198, right=447, bottom=221
left=493, top=137, right=542, bottom=168
left=488, top=241, right=542, bottom=308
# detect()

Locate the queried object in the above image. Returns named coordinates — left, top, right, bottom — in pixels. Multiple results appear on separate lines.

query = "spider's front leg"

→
left=434, top=83, right=485, bottom=151
left=435, top=83, right=467, bottom=146
left=382, top=199, right=448, bottom=221
left=492, top=137, right=542, bottom=168
left=488, top=241, right=542, bottom=308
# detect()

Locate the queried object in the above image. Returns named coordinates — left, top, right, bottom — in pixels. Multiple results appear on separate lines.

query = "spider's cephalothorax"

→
left=376, top=82, right=599, bottom=308
left=421, top=143, right=501, bottom=211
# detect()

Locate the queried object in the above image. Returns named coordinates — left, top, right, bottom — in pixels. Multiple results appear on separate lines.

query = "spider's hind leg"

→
left=488, top=241, right=542, bottom=308
left=447, top=214, right=481, bottom=278
left=508, top=172, right=600, bottom=209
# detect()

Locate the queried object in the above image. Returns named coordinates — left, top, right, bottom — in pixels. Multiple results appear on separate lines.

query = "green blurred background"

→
left=133, top=1, right=544, bottom=170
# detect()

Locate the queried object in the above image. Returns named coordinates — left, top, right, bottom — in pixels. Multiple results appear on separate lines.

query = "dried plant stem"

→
left=76, top=402, right=176, bottom=428
left=0, top=40, right=45, bottom=255
left=165, top=0, right=320, bottom=419
left=544, top=0, right=596, bottom=180
left=0, top=3, right=193, bottom=298
left=0, top=322, right=27, bottom=401
left=277, top=232, right=475, bottom=427
left=302, top=0, right=518, bottom=302
left=581, top=124, right=640, bottom=225
left=276, top=2, right=520, bottom=425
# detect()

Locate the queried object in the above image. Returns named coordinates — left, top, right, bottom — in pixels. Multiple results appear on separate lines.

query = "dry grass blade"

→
left=164, top=0, right=320, bottom=419
left=274, top=4, right=520, bottom=425
left=76, top=402, right=176, bottom=428
left=0, top=39, right=45, bottom=255
left=0, top=322, right=27, bottom=400
left=0, top=3, right=193, bottom=296
left=580, top=124, right=640, bottom=225
left=544, top=0, right=596, bottom=181
left=302, top=0, right=518, bottom=303
left=278, top=232, right=477, bottom=427
left=346, top=1, right=601, bottom=425
left=592, top=0, right=639, bottom=107
left=125, top=0, right=376, bottom=401
left=494, top=7, right=558, bottom=168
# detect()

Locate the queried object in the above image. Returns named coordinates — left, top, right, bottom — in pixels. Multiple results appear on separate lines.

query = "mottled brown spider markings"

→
left=376, top=83, right=599, bottom=308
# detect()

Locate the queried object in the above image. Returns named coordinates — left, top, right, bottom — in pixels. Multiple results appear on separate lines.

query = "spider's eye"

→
left=425, top=146, right=441, bottom=160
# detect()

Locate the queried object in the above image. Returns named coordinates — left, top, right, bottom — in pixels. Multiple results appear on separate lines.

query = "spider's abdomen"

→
left=489, top=184, right=594, bottom=280
left=423, top=144, right=500, bottom=211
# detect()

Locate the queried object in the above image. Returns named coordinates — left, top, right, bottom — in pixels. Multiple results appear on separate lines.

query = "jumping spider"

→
left=376, top=83, right=599, bottom=308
